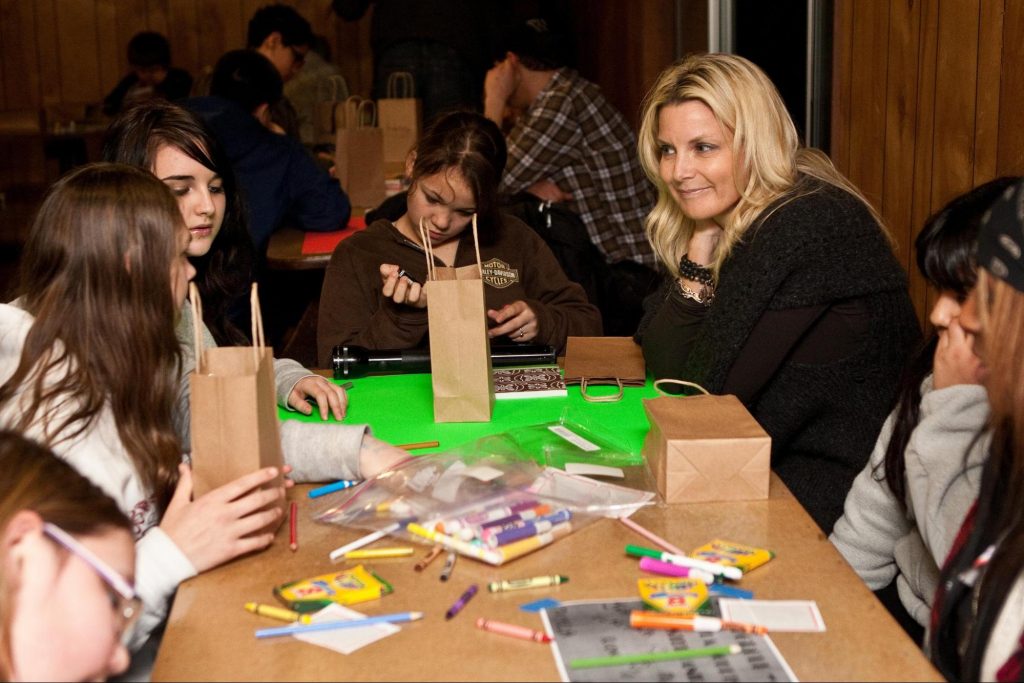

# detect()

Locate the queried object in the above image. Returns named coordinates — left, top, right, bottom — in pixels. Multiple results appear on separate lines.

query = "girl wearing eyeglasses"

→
left=0, top=430, right=137, bottom=682
left=0, top=164, right=287, bottom=670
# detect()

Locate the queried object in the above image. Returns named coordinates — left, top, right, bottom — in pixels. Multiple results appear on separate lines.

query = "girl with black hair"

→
left=830, top=177, right=1019, bottom=644
left=930, top=177, right=1024, bottom=681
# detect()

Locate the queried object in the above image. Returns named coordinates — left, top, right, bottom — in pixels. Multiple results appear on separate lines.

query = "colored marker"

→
left=343, top=547, right=414, bottom=560
left=415, top=546, right=443, bottom=572
left=244, top=602, right=311, bottom=624
left=444, top=499, right=541, bottom=532
left=255, top=611, right=424, bottom=638
left=328, top=521, right=407, bottom=561
left=570, top=644, right=741, bottom=669
left=288, top=501, right=298, bottom=552
left=488, top=575, right=569, bottom=593
left=498, top=523, right=572, bottom=563
left=454, top=504, right=554, bottom=541
left=629, top=610, right=767, bottom=635
left=484, top=510, right=573, bottom=547
left=625, top=544, right=743, bottom=580
left=445, top=584, right=478, bottom=620
left=638, top=556, right=715, bottom=583
left=308, top=479, right=361, bottom=499
left=439, top=551, right=457, bottom=582
left=406, top=522, right=503, bottom=565
left=476, top=617, right=551, bottom=643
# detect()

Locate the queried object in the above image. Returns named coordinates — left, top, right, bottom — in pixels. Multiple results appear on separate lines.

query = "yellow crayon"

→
left=343, top=547, right=415, bottom=559
left=244, top=602, right=312, bottom=624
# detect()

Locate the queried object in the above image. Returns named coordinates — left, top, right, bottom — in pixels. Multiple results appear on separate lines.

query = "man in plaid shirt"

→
left=484, top=19, right=657, bottom=269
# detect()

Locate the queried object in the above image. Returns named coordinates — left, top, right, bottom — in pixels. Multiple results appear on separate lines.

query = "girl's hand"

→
left=933, top=319, right=985, bottom=389
left=487, top=301, right=538, bottom=342
left=160, top=463, right=285, bottom=573
left=289, top=375, right=347, bottom=420
left=380, top=264, right=426, bottom=309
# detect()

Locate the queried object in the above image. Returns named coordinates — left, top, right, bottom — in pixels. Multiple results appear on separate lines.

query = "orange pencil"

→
left=289, top=501, right=298, bottom=552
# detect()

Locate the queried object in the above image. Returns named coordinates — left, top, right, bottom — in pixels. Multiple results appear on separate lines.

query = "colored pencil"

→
left=255, top=611, right=424, bottom=638
left=619, top=516, right=685, bottom=556
left=570, top=644, right=741, bottom=669
left=397, top=440, right=440, bottom=450
left=288, top=501, right=298, bottom=552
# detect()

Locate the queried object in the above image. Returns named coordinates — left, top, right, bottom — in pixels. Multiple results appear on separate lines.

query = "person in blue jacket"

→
left=184, top=49, right=350, bottom=254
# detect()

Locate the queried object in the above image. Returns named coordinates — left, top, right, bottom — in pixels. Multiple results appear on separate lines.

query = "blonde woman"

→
left=634, top=54, right=920, bottom=532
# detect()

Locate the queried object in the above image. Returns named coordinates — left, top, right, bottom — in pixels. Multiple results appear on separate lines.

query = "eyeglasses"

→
left=43, top=522, right=142, bottom=644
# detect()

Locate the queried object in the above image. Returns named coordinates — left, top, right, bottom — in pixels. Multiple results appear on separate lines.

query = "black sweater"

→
left=637, top=178, right=921, bottom=532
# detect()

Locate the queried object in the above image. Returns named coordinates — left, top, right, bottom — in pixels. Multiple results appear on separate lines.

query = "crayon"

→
left=445, top=584, right=478, bottom=620
left=414, top=546, right=443, bottom=572
left=439, top=551, right=457, bottom=582
left=476, top=618, right=551, bottom=643
left=244, top=602, right=312, bottom=624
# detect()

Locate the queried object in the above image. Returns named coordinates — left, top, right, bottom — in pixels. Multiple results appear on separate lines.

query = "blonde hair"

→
left=638, top=53, right=885, bottom=277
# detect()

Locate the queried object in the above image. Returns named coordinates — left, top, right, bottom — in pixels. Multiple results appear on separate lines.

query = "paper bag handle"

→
left=189, top=282, right=204, bottom=374
left=418, top=213, right=482, bottom=280
left=386, top=71, right=415, bottom=98
left=653, top=379, right=710, bottom=396
left=337, top=97, right=377, bottom=129
left=580, top=377, right=623, bottom=403
left=189, top=282, right=265, bottom=373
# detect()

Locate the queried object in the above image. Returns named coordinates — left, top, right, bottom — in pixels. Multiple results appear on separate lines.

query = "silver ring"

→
left=518, top=327, right=525, bottom=338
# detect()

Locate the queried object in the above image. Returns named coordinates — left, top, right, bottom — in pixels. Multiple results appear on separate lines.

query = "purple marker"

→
left=483, top=510, right=574, bottom=547
left=638, top=556, right=716, bottom=583
left=445, top=584, right=478, bottom=620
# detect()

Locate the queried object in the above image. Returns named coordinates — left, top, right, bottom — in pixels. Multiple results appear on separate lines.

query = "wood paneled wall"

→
left=832, top=0, right=1024, bottom=325
left=0, top=0, right=370, bottom=113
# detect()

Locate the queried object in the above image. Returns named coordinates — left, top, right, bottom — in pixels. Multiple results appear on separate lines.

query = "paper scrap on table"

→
left=292, top=604, right=400, bottom=654
left=718, top=598, right=826, bottom=632
left=564, top=463, right=624, bottom=478
left=521, top=598, right=561, bottom=613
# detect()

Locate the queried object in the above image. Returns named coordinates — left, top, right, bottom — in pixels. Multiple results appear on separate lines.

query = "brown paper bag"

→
left=312, top=74, right=349, bottom=146
left=377, top=72, right=421, bottom=177
left=422, top=215, right=494, bottom=422
left=563, top=336, right=646, bottom=402
left=188, top=283, right=285, bottom=509
left=641, top=380, right=770, bottom=503
left=334, top=97, right=386, bottom=209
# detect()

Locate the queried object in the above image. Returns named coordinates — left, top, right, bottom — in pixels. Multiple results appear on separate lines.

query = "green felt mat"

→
left=279, top=373, right=658, bottom=455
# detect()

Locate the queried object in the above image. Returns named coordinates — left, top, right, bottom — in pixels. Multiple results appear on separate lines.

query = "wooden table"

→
left=265, top=227, right=334, bottom=271
left=152, top=475, right=940, bottom=681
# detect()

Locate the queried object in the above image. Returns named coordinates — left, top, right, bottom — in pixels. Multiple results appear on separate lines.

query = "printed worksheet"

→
left=541, top=599, right=798, bottom=682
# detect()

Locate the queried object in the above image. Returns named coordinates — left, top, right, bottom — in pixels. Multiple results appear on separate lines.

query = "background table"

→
left=153, top=376, right=941, bottom=681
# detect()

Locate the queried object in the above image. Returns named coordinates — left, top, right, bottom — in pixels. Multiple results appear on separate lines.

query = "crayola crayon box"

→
left=690, top=539, right=774, bottom=574
left=273, top=565, right=393, bottom=613
left=637, top=577, right=708, bottom=614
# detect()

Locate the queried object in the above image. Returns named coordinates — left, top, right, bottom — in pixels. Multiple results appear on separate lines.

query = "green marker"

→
left=625, top=544, right=743, bottom=580
left=570, top=643, right=741, bottom=669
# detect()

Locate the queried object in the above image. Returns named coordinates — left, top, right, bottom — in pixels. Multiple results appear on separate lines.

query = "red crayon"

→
left=476, top=617, right=551, bottom=643
left=289, top=501, right=298, bottom=552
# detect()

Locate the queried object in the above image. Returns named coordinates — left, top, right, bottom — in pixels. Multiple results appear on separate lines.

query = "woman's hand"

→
left=487, top=301, right=538, bottom=342
left=380, top=264, right=426, bottom=309
left=359, top=435, right=411, bottom=479
left=933, top=318, right=985, bottom=389
left=289, top=375, right=347, bottom=420
left=160, top=463, right=285, bottom=573
left=687, top=220, right=724, bottom=264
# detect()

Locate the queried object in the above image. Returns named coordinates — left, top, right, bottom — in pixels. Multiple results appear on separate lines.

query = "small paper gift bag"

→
left=377, top=72, right=421, bottom=176
left=422, top=215, right=494, bottom=422
left=188, top=283, right=285, bottom=508
left=642, top=380, right=770, bottom=503
left=563, top=336, right=646, bottom=402
left=334, top=97, right=386, bottom=209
